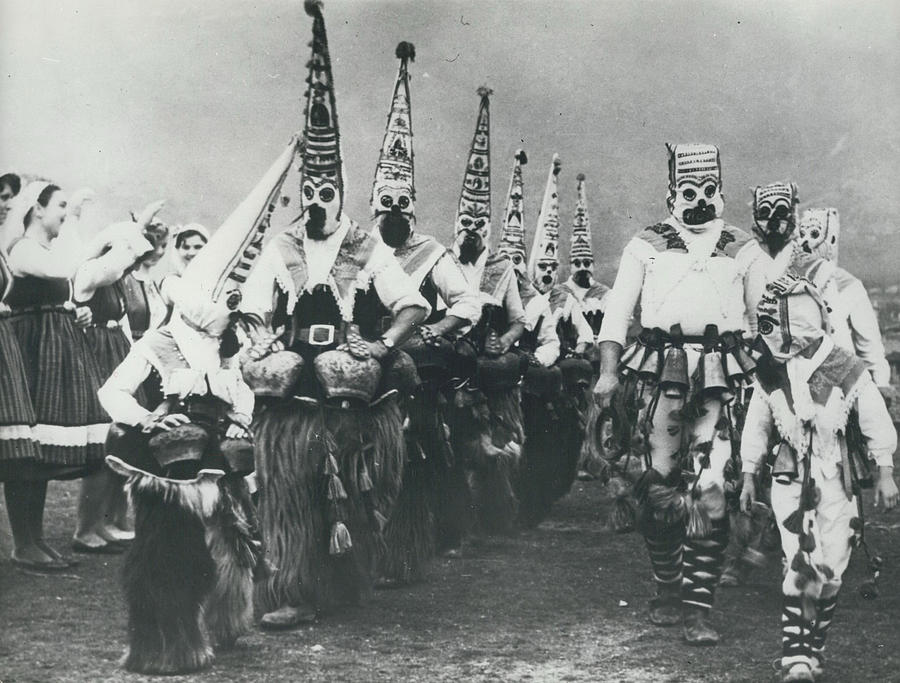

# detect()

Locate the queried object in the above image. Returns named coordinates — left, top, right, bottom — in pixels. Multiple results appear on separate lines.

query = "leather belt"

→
left=294, top=323, right=345, bottom=347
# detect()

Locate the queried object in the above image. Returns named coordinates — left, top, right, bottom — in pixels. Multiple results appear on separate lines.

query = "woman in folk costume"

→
left=3, top=182, right=113, bottom=567
left=0, top=173, right=60, bottom=570
left=370, top=42, right=481, bottom=580
left=594, top=144, right=770, bottom=644
left=72, top=201, right=167, bottom=553
left=740, top=267, right=898, bottom=683
left=796, top=208, right=891, bottom=392
left=516, top=155, right=594, bottom=527
left=120, top=218, right=172, bottom=407
left=241, top=0, right=429, bottom=630
left=450, top=87, right=527, bottom=537
left=98, top=150, right=287, bottom=673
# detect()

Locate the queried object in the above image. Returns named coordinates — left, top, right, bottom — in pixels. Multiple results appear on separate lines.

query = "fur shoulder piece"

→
left=711, top=224, right=753, bottom=259
left=548, top=285, right=570, bottom=313
left=635, top=223, right=688, bottom=253
left=481, top=253, right=515, bottom=299
left=394, top=233, right=446, bottom=280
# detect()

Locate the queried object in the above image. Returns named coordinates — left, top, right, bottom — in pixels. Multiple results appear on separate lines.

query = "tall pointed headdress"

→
left=569, top=173, right=594, bottom=262
left=177, top=138, right=300, bottom=336
left=300, top=0, right=344, bottom=217
left=497, top=150, right=528, bottom=264
left=455, top=87, right=492, bottom=238
left=798, top=207, right=840, bottom=263
left=372, top=42, right=415, bottom=219
left=528, top=153, right=562, bottom=277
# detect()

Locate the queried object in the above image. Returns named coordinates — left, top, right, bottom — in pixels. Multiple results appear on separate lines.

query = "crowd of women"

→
left=0, top=171, right=209, bottom=569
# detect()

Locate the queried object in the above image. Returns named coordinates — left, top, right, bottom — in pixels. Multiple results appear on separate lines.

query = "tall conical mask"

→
left=798, top=207, right=840, bottom=263
left=178, top=138, right=301, bottom=337
left=528, top=153, right=562, bottom=293
left=300, top=0, right=344, bottom=233
left=372, top=42, right=415, bottom=221
left=455, top=87, right=492, bottom=245
left=569, top=172, right=594, bottom=264
left=497, top=150, right=528, bottom=275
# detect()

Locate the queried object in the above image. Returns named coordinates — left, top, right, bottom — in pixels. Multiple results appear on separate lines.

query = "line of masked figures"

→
left=56, top=3, right=897, bottom=682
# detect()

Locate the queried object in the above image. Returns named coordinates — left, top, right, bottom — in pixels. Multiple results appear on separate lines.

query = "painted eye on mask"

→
left=474, top=219, right=486, bottom=229
left=303, top=185, right=315, bottom=200
left=319, top=187, right=335, bottom=203
left=512, top=255, right=523, bottom=265
left=380, top=195, right=394, bottom=208
left=397, top=196, right=410, bottom=209
left=460, top=217, right=473, bottom=228
left=756, top=206, right=771, bottom=219
left=758, top=317, right=775, bottom=336
left=683, top=188, right=697, bottom=201
left=703, top=183, right=717, bottom=198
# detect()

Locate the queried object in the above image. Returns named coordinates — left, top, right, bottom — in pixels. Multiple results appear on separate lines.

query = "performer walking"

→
left=594, top=144, right=768, bottom=644
left=371, top=41, right=481, bottom=581
left=450, top=87, right=527, bottom=537
left=242, top=0, right=428, bottom=629
left=740, top=268, right=898, bottom=683
left=796, top=208, right=891, bottom=391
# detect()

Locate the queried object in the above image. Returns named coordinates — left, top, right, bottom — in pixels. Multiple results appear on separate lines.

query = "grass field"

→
left=1, top=478, right=899, bottom=682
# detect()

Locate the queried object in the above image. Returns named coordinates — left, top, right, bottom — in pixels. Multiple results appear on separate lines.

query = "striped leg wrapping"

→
left=682, top=518, right=728, bottom=609
left=811, top=592, right=838, bottom=663
left=782, top=594, right=813, bottom=669
left=644, top=526, right=684, bottom=589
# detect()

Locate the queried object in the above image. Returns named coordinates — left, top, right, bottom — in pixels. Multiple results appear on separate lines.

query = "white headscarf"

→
left=1, top=181, right=51, bottom=250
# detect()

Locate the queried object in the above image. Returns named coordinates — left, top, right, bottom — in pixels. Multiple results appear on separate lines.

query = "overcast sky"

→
left=2, top=0, right=898, bottom=281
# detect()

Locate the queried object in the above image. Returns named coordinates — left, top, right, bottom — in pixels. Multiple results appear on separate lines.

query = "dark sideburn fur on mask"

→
left=379, top=207, right=411, bottom=248
left=305, top=204, right=328, bottom=240
left=573, top=271, right=592, bottom=288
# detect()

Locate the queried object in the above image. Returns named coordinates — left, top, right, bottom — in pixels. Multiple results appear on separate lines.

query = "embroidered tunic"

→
left=598, top=217, right=768, bottom=346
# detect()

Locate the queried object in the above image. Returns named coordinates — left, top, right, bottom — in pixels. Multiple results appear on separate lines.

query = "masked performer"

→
left=517, top=156, right=594, bottom=526
left=740, top=269, right=898, bottom=683
left=97, top=148, right=292, bottom=673
left=242, top=0, right=429, bottom=629
left=371, top=42, right=481, bottom=581
left=594, top=144, right=769, bottom=644
left=796, top=208, right=890, bottom=391
left=752, top=181, right=800, bottom=259
left=451, top=87, right=527, bottom=538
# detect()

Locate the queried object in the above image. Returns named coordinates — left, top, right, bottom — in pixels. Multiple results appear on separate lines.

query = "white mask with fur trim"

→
left=666, top=143, right=724, bottom=231
left=797, top=208, right=839, bottom=263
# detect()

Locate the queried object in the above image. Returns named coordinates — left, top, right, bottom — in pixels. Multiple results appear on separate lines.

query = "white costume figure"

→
left=241, top=0, right=428, bottom=629
left=594, top=143, right=769, bottom=644
left=370, top=42, right=481, bottom=578
left=98, top=145, right=294, bottom=673
left=740, top=266, right=898, bottom=683
left=752, top=181, right=800, bottom=259
left=796, top=208, right=890, bottom=389
left=450, top=87, right=527, bottom=537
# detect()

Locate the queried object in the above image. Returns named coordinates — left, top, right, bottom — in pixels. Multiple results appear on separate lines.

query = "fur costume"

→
left=241, top=3, right=429, bottom=625
left=98, top=130, right=296, bottom=675
left=451, top=88, right=526, bottom=538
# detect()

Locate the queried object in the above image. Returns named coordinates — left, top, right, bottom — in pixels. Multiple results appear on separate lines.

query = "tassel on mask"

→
left=686, top=490, right=711, bottom=539
left=327, top=474, right=347, bottom=501
left=610, top=495, right=636, bottom=533
left=329, top=521, right=353, bottom=556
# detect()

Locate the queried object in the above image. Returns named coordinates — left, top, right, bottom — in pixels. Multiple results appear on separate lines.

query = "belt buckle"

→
left=308, top=324, right=335, bottom=346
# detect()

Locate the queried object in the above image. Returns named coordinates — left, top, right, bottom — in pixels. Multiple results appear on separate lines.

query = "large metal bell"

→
left=637, top=347, right=664, bottom=381
left=658, top=346, right=689, bottom=399
left=620, top=343, right=646, bottom=376
left=700, top=350, right=731, bottom=399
